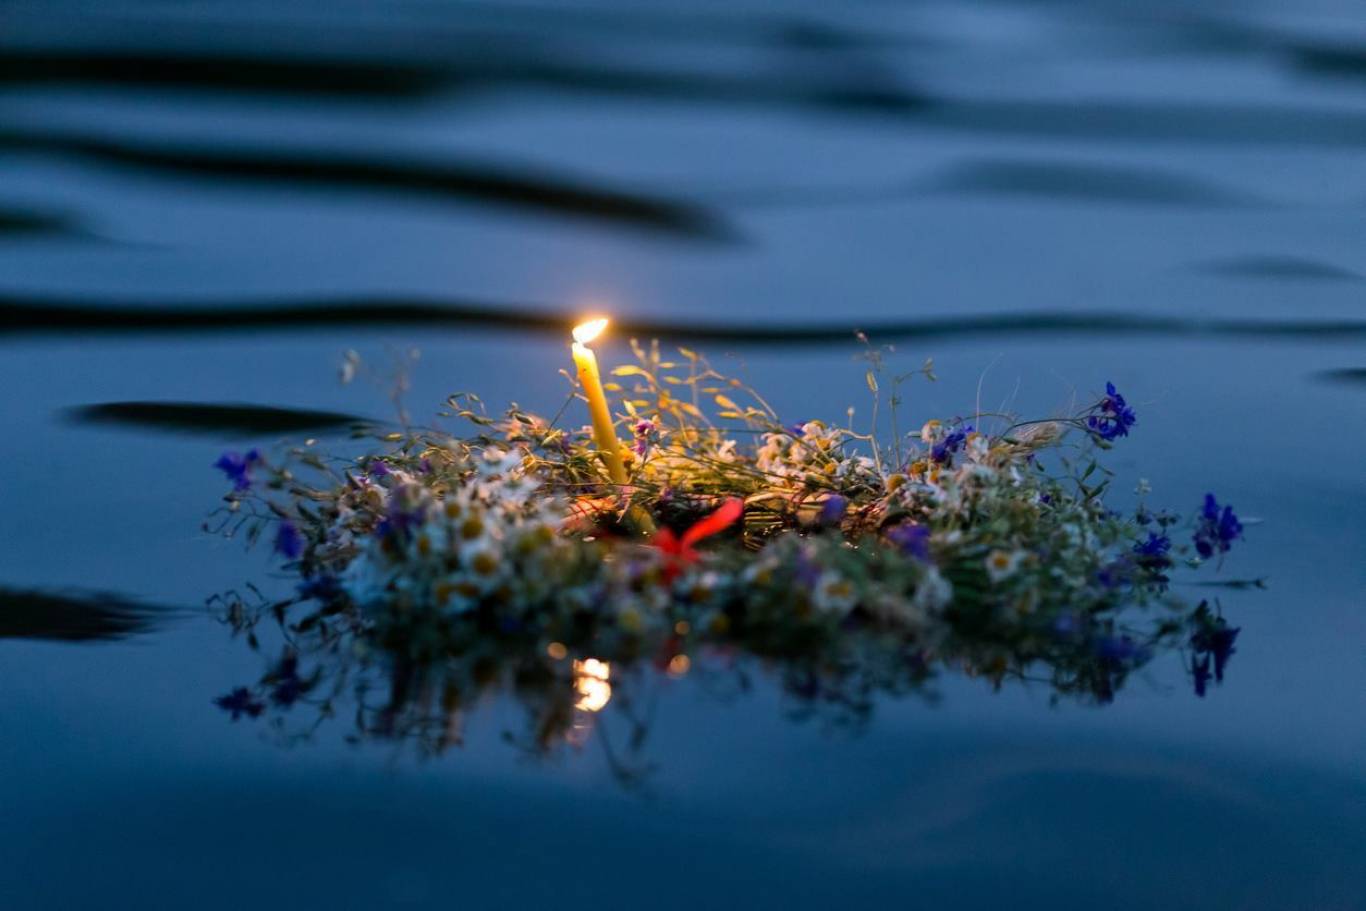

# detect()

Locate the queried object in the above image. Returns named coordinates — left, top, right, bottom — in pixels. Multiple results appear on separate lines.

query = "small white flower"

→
left=478, top=446, right=523, bottom=478
left=741, top=556, right=780, bottom=585
left=339, top=553, right=391, bottom=610
left=459, top=543, right=504, bottom=590
left=956, top=462, right=997, bottom=484
left=965, top=433, right=990, bottom=462
left=985, top=549, right=1025, bottom=583
left=681, top=570, right=726, bottom=604
left=912, top=566, right=954, bottom=612
left=835, top=455, right=876, bottom=480
left=812, top=571, right=857, bottom=614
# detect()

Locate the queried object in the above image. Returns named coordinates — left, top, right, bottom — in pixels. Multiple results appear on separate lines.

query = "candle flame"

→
left=572, top=318, right=609, bottom=345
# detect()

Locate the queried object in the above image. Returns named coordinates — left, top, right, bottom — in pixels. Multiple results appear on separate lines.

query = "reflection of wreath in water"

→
left=207, top=345, right=1248, bottom=780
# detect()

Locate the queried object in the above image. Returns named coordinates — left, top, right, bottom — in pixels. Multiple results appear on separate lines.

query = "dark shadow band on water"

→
left=18, top=37, right=1366, bottom=156
left=0, top=49, right=446, bottom=99
left=0, top=204, right=87, bottom=239
left=0, top=41, right=927, bottom=111
left=921, top=160, right=1261, bottom=208
left=64, top=402, right=372, bottom=436
left=3, top=296, right=1364, bottom=346
left=0, top=130, right=739, bottom=244
left=1313, top=368, right=1366, bottom=387
left=699, top=158, right=1265, bottom=210
left=0, top=8, right=901, bottom=101
left=0, top=588, right=167, bottom=643
left=1186, top=255, right=1362, bottom=283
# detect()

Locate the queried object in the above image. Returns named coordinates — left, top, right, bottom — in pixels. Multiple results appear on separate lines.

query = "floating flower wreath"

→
left=209, top=340, right=1249, bottom=766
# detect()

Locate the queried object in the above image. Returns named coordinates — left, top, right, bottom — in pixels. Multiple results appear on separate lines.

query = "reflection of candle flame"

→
left=573, top=658, right=612, bottom=712
left=572, top=318, right=609, bottom=346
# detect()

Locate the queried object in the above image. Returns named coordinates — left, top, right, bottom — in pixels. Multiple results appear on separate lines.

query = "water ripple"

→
left=0, top=128, right=741, bottom=243
left=3, top=295, right=1363, bottom=344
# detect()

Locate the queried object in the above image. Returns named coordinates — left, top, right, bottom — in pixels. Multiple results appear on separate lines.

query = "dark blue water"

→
left=1, top=2, right=1363, bottom=907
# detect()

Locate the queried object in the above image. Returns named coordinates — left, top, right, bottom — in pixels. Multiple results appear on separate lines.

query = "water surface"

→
left=1, top=2, right=1363, bottom=908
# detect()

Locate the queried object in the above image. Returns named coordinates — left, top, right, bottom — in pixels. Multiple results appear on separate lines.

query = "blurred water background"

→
left=1, top=1, right=1363, bottom=907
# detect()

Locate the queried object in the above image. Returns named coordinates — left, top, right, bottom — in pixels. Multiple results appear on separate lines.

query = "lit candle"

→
left=571, top=318, right=628, bottom=487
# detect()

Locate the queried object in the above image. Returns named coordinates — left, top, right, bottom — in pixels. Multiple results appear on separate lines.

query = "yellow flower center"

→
left=470, top=551, right=499, bottom=576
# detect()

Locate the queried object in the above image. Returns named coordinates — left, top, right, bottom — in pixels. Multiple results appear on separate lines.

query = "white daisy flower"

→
left=812, top=571, right=857, bottom=614
left=912, top=566, right=954, bottom=612
left=985, top=549, right=1025, bottom=583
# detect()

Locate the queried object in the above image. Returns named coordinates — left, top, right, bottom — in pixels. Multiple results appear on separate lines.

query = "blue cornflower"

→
left=1209, top=626, right=1239, bottom=680
left=633, top=419, right=656, bottom=457
left=275, top=521, right=303, bottom=559
left=886, top=522, right=931, bottom=561
left=1052, top=612, right=1082, bottom=639
left=1096, top=560, right=1133, bottom=590
left=1086, top=382, right=1136, bottom=441
left=375, top=499, right=423, bottom=541
left=1192, top=653, right=1213, bottom=697
left=1095, top=634, right=1145, bottom=663
left=214, top=687, right=265, bottom=721
left=931, top=424, right=973, bottom=464
left=268, top=654, right=308, bottom=707
left=793, top=551, right=823, bottom=588
left=1191, top=619, right=1240, bottom=685
left=1193, top=493, right=1243, bottom=558
left=1131, top=532, right=1172, bottom=589
left=297, top=574, right=340, bottom=601
left=1190, top=624, right=1239, bottom=697
left=214, top=449, right=262, bottom=491
left=1134, top=532, right=1171, bottom=558
left=818, top=494, right=848, bottom=526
